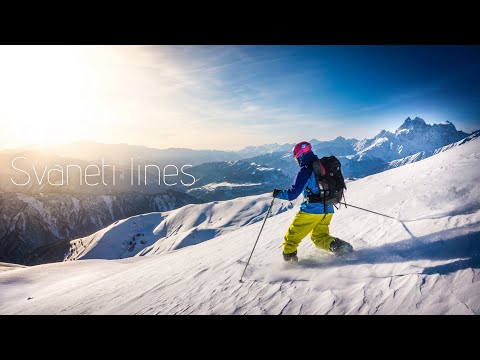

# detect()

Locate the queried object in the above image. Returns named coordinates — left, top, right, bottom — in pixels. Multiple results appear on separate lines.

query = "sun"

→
left=0, top=46, right=115, bottom=148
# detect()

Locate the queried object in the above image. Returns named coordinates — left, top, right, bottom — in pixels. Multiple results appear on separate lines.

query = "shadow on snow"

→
left=297, top=223, right=480, bottom=276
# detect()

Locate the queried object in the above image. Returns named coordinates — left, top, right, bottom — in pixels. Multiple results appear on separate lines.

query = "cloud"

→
left=116, top=46, right=331, bottom=148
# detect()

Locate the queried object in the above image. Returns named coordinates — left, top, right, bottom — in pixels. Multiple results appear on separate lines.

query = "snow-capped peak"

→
left=432, top=120, right=457, bottom=130
left=353, top=118, right=471, bottom=162
left=374, top=129, right=392, bottom=139
left=397, top=116, right=427, bottom=131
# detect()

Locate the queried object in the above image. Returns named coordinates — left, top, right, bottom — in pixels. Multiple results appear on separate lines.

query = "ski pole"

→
left=239, top=197, right=275, bottom=283
left=339, top=202, right=397, bottom=220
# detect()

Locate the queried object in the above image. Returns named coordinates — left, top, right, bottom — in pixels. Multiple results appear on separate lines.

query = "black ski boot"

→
left=283, top=250, right=298, bottom=263
left=329, top=238, right=353, bottom=256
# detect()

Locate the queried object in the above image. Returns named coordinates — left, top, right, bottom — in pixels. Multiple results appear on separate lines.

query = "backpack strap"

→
left=311, top=159, right=326, bottom=178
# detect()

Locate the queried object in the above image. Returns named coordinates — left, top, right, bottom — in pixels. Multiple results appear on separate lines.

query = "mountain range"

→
left=1, top=132, right=479, bottom=314
left=184, top=117, right=475, bottom=198
left=0, top=116, right=477, bottom=265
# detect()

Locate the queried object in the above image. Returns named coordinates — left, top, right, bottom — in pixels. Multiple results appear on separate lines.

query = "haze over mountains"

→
left=1, top=117, right=473, bottom=198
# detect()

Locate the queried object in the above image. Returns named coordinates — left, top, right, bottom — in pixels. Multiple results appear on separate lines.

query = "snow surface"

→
left=64, top=195, right=296, bottom=260
left=0, top=262, right=26, bottom=273
left=191, top=182, right=263, bottom=192
left=1, top=138, right=479, bottom=314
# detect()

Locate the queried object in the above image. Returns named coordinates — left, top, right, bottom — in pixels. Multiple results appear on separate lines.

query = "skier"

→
left=273, top=141, right=352, bottom=262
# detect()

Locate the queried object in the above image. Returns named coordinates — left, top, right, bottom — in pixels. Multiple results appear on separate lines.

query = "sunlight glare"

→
left=0, top=46, right=126, bottom=147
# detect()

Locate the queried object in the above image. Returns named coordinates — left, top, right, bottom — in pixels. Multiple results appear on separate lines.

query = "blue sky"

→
left=1, top=45, right=479, bottom=150
left=149, top=45, right=480, bottom=147
left=200, top=45, right=480, bottom=127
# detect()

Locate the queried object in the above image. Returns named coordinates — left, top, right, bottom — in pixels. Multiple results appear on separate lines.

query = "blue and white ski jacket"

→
left=276, top=151, right=335, bottom=214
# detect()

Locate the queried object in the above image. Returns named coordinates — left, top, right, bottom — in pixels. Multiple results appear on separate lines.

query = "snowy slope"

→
left=0, top=262, right=26, bottom=273
left=0, top=191, right=198, bottom=265
left=65, top=194, right=296, bottom=261
left=386, top=130, right=480, bottom=169
left=1, top=137, right=479, bottom=314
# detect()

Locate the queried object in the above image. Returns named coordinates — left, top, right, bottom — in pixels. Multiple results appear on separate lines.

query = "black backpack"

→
left=307, top=156, right=347, bottom=211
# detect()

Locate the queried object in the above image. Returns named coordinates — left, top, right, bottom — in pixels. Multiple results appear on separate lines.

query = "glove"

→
left=272, top=188, right=281, bottom=198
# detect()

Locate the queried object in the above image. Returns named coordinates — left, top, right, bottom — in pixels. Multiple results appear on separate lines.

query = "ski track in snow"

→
left=1, top=139, right=480, bottom=314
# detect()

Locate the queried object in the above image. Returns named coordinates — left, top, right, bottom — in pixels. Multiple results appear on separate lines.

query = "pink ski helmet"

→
left=292, top=141, right=312, bottom=160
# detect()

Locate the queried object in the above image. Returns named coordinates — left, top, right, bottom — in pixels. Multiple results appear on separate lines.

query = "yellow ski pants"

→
left=283, top=211, right=335, bottom=254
